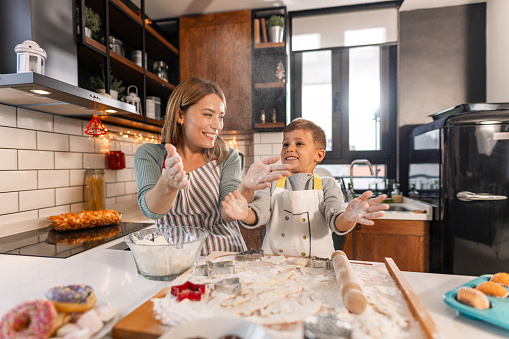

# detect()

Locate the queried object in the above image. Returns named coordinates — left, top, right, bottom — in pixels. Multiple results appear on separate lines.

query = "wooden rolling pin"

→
left=331, top=250, right=368, bottom=314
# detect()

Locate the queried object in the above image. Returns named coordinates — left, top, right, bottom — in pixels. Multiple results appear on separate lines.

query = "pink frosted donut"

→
left=0, top=299, right=57, bottom=338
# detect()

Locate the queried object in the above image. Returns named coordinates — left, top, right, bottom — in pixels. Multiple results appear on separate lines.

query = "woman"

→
left=135, top=76, right=291, bottom=255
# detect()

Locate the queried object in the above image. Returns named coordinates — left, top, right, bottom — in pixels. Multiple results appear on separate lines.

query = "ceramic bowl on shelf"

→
left=125, top=227, right=209, bottom=281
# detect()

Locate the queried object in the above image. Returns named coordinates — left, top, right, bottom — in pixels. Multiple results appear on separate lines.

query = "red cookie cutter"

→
left=170, top=281, right=206, bottom=302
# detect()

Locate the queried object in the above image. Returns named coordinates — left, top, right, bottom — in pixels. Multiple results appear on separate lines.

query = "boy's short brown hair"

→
left=283, top=118, right=326, bottom=150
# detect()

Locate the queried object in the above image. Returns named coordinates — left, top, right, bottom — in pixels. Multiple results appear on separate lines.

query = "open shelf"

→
left=251, top=6, right=287, bottom=132
left=76, top=0, right=179, bottom=132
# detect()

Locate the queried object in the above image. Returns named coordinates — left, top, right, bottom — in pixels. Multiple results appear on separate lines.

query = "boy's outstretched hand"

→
left=343, top=191, right=389, bottom=226
left=242, top=156, right=292, bottom=190
left=222, top=191, right=249, bottom=220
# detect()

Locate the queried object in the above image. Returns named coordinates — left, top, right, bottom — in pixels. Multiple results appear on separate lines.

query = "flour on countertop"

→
left=152, top=256, right=426, bottom=339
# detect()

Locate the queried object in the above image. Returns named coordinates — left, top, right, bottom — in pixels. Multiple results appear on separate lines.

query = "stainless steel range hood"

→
left=0, top=72, right=164, bottom=133
left=0, top=72, right=136, bottom=116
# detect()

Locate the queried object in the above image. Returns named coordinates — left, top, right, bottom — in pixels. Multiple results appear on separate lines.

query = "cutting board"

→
left=112, top=252, right=438, bottom=339
left=112, top=251, right=232, bottom=339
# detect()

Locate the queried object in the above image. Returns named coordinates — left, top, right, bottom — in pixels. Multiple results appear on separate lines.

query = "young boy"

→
left=222, top=118, right=388, bottom=258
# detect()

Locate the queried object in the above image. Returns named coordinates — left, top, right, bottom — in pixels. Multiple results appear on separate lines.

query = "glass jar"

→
left=85, top=169, right=105, bottom=211
left=391, top=183, right=403, bottom=203
left=153, top=61, right=168, bottom=81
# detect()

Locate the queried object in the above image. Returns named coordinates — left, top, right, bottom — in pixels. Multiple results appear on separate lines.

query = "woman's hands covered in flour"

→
left=222, top=191, right=249, bottom=221
left=342, top=191, right=389, bottom=226
left=163, top=144, right=189, bottom=190
left=242, top=156, right=292, bottom=190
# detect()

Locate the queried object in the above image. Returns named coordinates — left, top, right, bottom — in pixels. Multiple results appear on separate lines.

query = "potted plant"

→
left=266, top=15, right=285, bottom=43
left=89, top=70, right=126, bottom=101
left=76, top=6, right=101, bottom=39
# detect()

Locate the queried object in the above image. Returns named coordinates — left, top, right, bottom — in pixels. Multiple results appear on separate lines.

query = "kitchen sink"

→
left=387, top=205, right=412, bottom=212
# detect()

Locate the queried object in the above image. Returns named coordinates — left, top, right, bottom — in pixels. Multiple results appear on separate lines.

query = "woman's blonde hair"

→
left=161, top=76, right=229, bottom=164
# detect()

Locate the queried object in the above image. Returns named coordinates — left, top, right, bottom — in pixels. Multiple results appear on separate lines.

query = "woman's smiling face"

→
left=179, top=93, right=225, bottom=150
left=281, top=129, right=325, bottom=174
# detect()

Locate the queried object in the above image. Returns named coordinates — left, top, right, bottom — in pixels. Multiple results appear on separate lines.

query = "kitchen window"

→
left=289, top=5, right=399, bottom=187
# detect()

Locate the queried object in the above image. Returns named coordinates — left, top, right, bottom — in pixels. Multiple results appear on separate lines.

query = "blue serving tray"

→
left=443, top=274, right=509, bottom=331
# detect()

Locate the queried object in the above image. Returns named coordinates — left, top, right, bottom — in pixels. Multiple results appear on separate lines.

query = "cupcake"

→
left=457, top=287, right=490, bottom=309
left=476, top=281, right=508, bottom=298
left=490, top=272, right=509, bottom=287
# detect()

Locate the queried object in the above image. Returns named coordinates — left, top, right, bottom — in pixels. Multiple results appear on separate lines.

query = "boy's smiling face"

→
left=281, top=129, right=325, bottom=174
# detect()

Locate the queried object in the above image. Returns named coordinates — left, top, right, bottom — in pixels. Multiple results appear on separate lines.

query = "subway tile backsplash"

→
left=0, top=104, right=161, bottom=230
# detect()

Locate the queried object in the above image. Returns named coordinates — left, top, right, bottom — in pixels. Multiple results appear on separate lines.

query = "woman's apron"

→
left=262, top=175, right=335, bottom=258
left=156, top=161, right=247, bottom=255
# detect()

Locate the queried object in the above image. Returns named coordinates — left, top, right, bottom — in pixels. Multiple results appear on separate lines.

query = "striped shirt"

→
left=134, top=143, right=247, bottom=255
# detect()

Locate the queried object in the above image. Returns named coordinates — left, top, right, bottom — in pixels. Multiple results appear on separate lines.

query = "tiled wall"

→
left=222, top=131, right=284, bottom=175
left=253, top=131, right=283, bottom=162
left=0, top=104, right=160, bottom=234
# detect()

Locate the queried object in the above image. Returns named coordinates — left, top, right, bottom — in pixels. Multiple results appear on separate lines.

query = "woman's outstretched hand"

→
left=343, top=191, right=389, bottom=225
left=242, top=156, right=292, bottom=190
left=222, top=191, right=249, bottom=220
left=163, top=144, right=189, bottom=190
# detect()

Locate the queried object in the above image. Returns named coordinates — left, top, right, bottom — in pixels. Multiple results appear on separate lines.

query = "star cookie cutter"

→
left=214, top=277, right=241, bottom=295
left=194, top=260, right=235, bottom=277
left=170, top=281, right=206, bottom=302
left=311, top=256, right=333, bottom=270
left=234, top=249, right=264, bottom=262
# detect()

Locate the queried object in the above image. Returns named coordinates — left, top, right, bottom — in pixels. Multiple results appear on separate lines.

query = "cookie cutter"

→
left=213, top=277, right=241, bottom=296
left=170, top=281, right=206, bottom=302
left=310, top=256, right=333, bottom=270
left=194, top=260, right=235, bottom=277
left=234, top=249, right=264, bottom=262
left=304, top=313, right=352, bottom=339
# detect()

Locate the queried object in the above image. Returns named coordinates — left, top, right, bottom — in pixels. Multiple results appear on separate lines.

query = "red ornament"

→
left=85, top=102, right=107, bottom=136
left=171, top=281, right=206, bottom=302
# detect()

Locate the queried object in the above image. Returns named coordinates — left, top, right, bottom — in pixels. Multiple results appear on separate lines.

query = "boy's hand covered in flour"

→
left=342, top=191, right=389, bottom=226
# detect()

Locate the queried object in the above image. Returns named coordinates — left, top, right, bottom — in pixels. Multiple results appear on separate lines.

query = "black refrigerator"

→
left=409, top=103, right=509, bottom=275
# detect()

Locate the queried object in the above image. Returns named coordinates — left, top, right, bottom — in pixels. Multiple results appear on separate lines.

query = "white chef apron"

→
left=261, top=175, right=335, bottom=258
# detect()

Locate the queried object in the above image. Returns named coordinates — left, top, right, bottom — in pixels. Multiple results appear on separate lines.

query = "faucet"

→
left=347, top=159, right=374, bottom=202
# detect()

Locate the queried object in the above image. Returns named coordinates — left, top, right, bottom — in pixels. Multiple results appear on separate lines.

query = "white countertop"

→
left=0, top=224, right=507, bottom=338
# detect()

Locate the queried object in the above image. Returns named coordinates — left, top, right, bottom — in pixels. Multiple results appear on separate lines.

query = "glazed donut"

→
left=0, top=299, right=58, bottom=338
left=45, top=285, right=97, bottom=313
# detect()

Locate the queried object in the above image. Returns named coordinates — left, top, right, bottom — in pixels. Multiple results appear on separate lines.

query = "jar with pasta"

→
left=85, top=169, right=105, bottom=211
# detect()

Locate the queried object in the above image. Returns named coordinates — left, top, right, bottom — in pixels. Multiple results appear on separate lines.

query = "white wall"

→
left=486, top=0, right=509, bottom=102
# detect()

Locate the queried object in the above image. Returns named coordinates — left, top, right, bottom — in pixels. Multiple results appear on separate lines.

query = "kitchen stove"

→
left=0, top=222, right=149, bottom=258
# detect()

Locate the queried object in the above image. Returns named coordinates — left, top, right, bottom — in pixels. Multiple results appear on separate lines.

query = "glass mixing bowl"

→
left=125, top=227, right=209, bottom=281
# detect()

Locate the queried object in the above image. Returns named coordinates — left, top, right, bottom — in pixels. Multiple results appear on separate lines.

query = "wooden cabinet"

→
left=343, top=219, right=430, bottom=272
left=76, top=0, right=179, bottom=132
left=251, top=7, right=287, bottom=131
left=180, top=10, right=252, bottom=133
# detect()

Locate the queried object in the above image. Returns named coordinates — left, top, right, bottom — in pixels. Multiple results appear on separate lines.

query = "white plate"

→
left=159, top=317, right=272, bottom=339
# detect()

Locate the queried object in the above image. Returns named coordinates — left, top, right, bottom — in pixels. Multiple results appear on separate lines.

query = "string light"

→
left=227, top=136, right=241, bottom=153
